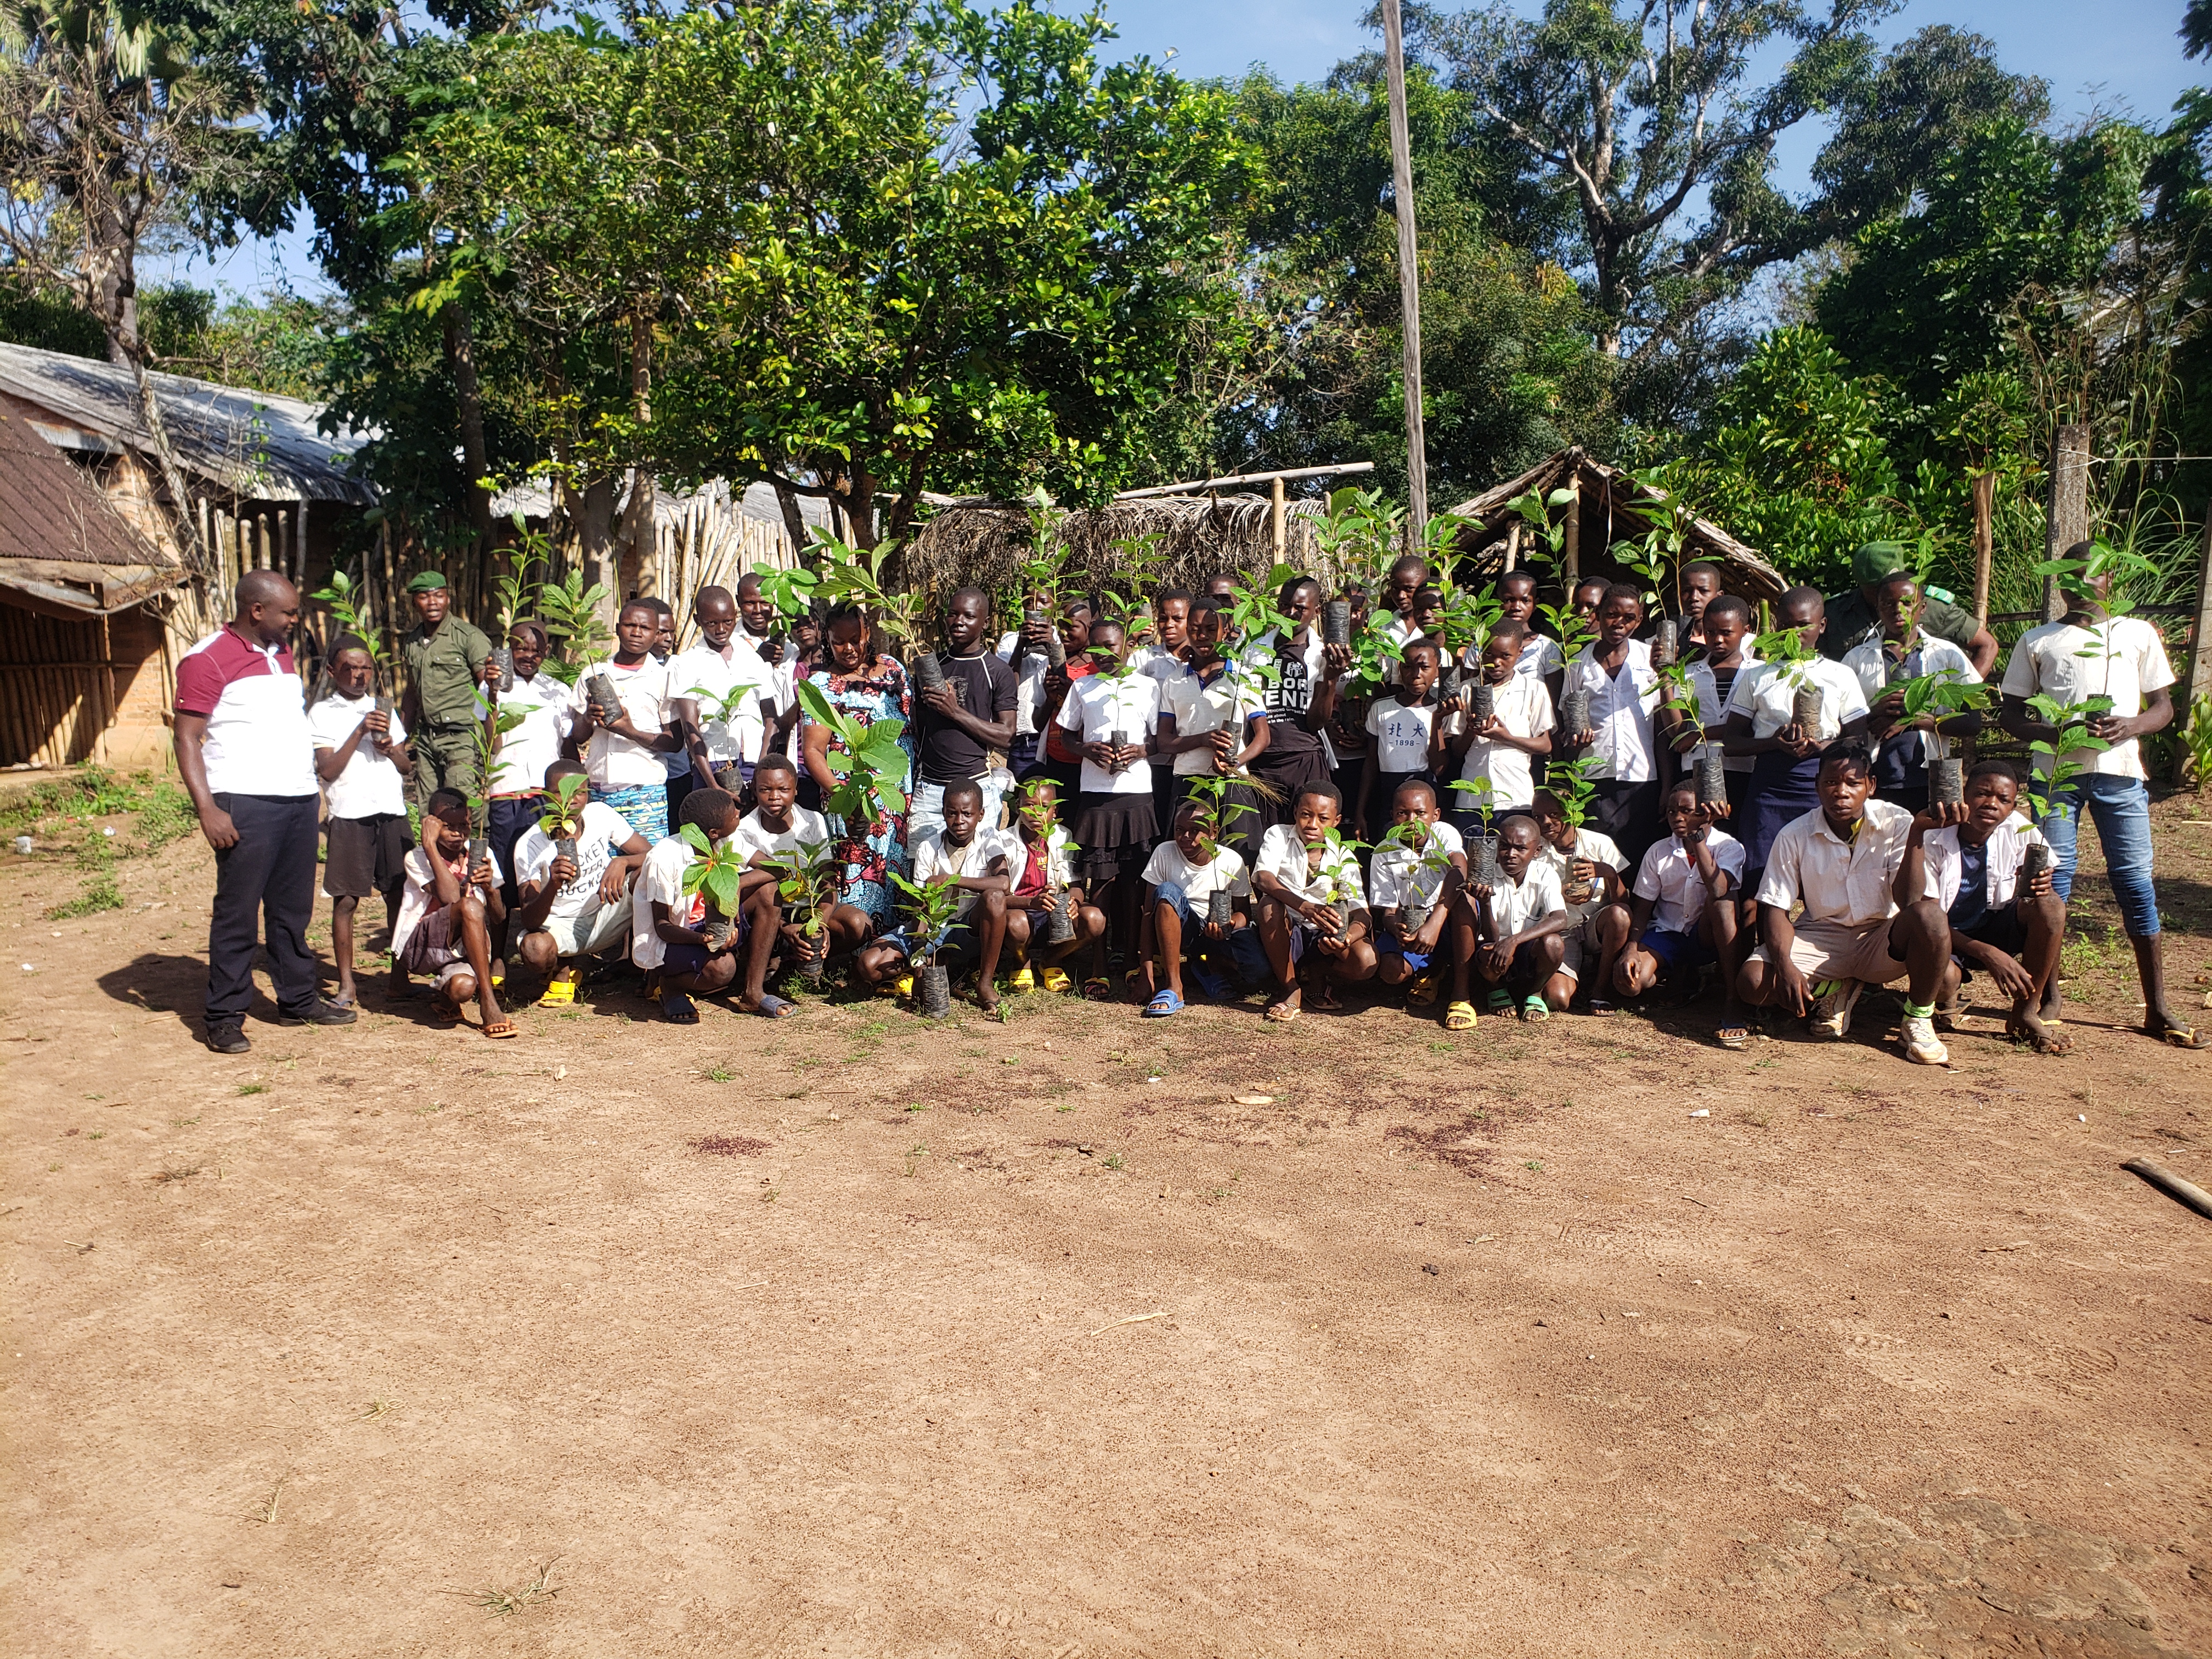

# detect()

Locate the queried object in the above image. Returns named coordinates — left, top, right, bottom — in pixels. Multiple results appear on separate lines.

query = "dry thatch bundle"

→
left=902, top=494, right=1330, bottom=601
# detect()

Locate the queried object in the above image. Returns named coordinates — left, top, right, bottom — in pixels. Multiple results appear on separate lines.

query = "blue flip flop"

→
left=1143, top=988, right=1186, bottom=1018
left=750, top=993, right=800, bottom=1019
left=1188, top=964, right=1229, bottom=1002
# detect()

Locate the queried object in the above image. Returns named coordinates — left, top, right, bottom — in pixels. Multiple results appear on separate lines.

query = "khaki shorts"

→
left=1748, top=916, right=1908, bottom=985
left=544, top=902, right=630, bottom=960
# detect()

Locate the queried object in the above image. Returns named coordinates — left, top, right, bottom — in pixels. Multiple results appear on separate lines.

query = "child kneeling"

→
left=1139, top=797, right=1267, bottom=1015
left=390, top=789, right=514, bottom=1037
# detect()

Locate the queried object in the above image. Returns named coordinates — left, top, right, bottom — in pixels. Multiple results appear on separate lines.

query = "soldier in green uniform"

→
left=1821, top=541, right=1999, bottom=676
left=398, top=571, right=495, bottom=802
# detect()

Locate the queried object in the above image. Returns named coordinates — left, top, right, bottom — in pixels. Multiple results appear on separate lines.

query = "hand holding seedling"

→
left=470, top=854, right=497, bottom=891
left=549, top=853, right=579, bottom=888
left=922, top=681, right=961, bottom=718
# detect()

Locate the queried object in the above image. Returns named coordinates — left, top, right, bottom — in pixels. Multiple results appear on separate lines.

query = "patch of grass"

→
left=236, top=1082, right=268, bottom=1097
left=471, top=1561, right=561, bottom=1618
left=361, top=1398, right=394, bottom=1421
left=1523, top=1160, right=1544, bottom=1172
left=1103, top=1153, right=1125, bottom=1170
left=689, top=1134, right=769, bottom=1156
left=904, top=1101, right=927, bottom=1111
left=86, top=1130, right=105, bottom=1141
left=153, top=1164, right=202, bottom=1183
left=1739, top=1107, right=1771, bottom=1128
left=695, top=1060, right=737, bottom=1082
left=172, top=1115, right=199, bottom=1126
left=46, top=868, right=123, bottom=919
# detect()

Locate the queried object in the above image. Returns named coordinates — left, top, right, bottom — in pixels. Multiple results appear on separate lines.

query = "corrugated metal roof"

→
left=0, top=408, right=182, bottom=613
left=0, top=340, right=376, bottom=505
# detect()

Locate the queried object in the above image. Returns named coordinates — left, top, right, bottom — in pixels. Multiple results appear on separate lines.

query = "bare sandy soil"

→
left=3, top=794, right=2210, bottom=1657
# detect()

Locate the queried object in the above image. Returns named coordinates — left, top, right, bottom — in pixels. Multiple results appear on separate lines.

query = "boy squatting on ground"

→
left=308, top=637, right=413, bottom=1008
left=1250, top=782, right=1376, bottom=1023
left=734, top=753, right=876, bottom=983
left=634, top=787, right=785, bottom=1023
left=1369, top=778, right=1468, bottom=1017
left=1002, top=776, right=1107, bottom=995
left=1612, top=783, right=1748, bottom=1041
left=1530, top=790, right=1632, bottom=1015
left=1136, top=796, right=1267, bottom=1017
left=1460, top=813, right=1571, bottom=1027
left=388, top=789, right=514, bottom=1037
left=508, top=760, right=652, bottom=992
left=856, top=778, right=1021, bottom=1011
left=1735, top=743, right=1955, bottom=1066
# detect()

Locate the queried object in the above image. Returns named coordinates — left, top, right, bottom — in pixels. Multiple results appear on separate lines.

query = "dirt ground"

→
left=4, top=789, right=2211, bottom=1658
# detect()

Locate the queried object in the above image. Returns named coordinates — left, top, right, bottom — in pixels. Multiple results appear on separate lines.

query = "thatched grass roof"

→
left=1446, top=448, right=1788, bottom=606
left=904, top=493, right=1328, bottom=599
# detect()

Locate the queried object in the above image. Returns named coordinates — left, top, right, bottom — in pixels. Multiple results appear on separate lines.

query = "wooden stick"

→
left=2043, top=425, right=2090, bottom=623
left=2123, top=1156, right=2212, bottom=1220
left=1089, top=1311, right=1167, bottom=1338
left=1381, top=0, right=1426, bottom=544
left=1970, top=471, right=1995, bottom=632
left=1114, top=461, right=1375, bottom=501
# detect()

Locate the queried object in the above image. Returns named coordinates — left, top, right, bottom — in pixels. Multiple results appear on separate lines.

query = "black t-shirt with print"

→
left=917, top=649, right=1019, bottom=783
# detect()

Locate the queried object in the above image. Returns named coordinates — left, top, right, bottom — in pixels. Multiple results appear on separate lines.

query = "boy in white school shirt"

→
left=1137, top=795, right=1264, bottom=1014
left=308, top=638, right=413, bottom=1007
left=1615, top=782, right=1747, bottom=1041
left=1251, top=781, right=1375, bottom=1021
left=1556, top=585, right=1664, bottom=865
left=1843, top=571, right=1981, bottom=814
left=510, top=760, right=651, bottom=1000
left=568, top=599, right=685, bottom=844
left=1903, top=760, right=2064, bottom=1053
left=1458, top=812, right=1568, bottom=1026
left=858, top=778, right=1022, bottom=1012
left=1052, top=618, right=1168, bottom=971
left=1369, top=778, right=1466, bottom=1013
left=1996, top=541, right=2200, bottom=1048
left=1441, top=619, right=1553, bottom=836
left=1354, top=637, right=1446, bottom=839
left=1735, top=743, right=1953, bottom=1065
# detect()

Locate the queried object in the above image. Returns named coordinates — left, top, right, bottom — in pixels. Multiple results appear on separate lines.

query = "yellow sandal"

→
left=1444, top=1000, right=1477, bottom=1032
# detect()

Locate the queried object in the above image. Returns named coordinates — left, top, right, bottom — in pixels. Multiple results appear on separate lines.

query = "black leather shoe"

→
left=205, top=1024, right=251, bottom=1054
left=276, top=1000, right=358, bottom=1027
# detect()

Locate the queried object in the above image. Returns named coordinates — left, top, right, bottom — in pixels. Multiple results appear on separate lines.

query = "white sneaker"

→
left=1809, top=978, right=1861, bottom=1038
left=1900, top=1013, right=1949, bottom=1066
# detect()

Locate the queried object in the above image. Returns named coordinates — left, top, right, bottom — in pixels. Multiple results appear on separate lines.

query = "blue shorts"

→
left=1376, top=939, right=1433, bottom=973
left=1643, top=926, right=1715, bottom=979
left=1155, top=881, right=1269, bottom=981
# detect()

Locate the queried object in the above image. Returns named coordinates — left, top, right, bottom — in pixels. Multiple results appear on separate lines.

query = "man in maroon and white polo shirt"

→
left=173, top=571, right=357, bottom=1053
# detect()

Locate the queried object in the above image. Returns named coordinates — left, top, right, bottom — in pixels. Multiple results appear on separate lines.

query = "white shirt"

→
left=1634, top=828, right=1746, bottom=934
left=1534, top=827, right=1628, bottom=924
left=1383, top=614, right=1423, bottom=650
left=1682, top=647, right=1759, bottom=774
left=2000, top=616, right=2175, bottom=781
left=1454, top=674, right=1552, bottom=809
left=1756, top=798, right=1912, bottom=928
left=485, top=672, right=575, bottom=796
left=733, top=804, right=833, bottom=867
left=1481, top=859, right=1566, bottom=938
left=1365, top=696, right=1437, bottom=775
left=1561, top=640, right=1660, bottom=782
left=514, top=800, right=636, bottom=922
left=1163, top=663, right=1266, bottom=777
left=571, top=658, right=675, bottom=789
left=1922, top=812, right=2049, bottom=913
left=308, top=693, right=409, bottom=820
left=1141, top=840, right=1251, bottom=904
left=671, top=637, right=775, bottom=766
left=1725, top=657, right=1869, bottom=743
left=1254, top=823, right=1365, bottom=911
left=630, top=832, right=708, bottom=970
left=174, top=629, right=317, bottom=798
left=1504, top=633, right=1564, bottom=683
left=1053, top=672, right=1163, bottom=795
left=1843, top=632, right=1979, bottom=769
left=910, top=825, right=1021, bottom=918
left=994, top=630, right=1052, bottom=737
left=1370, top=820, right=1464, bottom=912
left=392, top=841, right=505, bottom=958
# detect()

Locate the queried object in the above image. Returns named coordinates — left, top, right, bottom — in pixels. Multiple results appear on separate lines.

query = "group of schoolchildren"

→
left=301, top=535, right=2203, bottom=1060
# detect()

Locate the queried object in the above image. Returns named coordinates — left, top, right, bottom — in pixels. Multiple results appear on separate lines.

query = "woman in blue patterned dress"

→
left=797, top=605, right=915, bottom=932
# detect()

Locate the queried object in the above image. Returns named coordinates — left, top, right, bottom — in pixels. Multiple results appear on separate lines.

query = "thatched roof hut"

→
left=903, top=493, right=1329, bottom=600
left=1444, top=448, right=1787, bottom=608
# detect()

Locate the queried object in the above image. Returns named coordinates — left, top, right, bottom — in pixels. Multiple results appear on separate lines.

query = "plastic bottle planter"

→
left=1792, top=682, right=1825, bottom=736
left=1695, top=751, right=1728, bottom=808
left=1043, top=886, right=1077, bottom=945
left=2022, top=841, right=2055, bottom=883
left=374, top=693, right=394, bottom=716
left=795, top=923, right=828, bottom=984
left=1473, top=835, right=1502, bottom=887
left=1652, top=618, right=1679, bottom=668
left=488, top=646, right=515, bottom=693
left=1025, top=607, right=1051, bottom=635
left=1322, top=601, right=1353, bottom=647
left=1207, top=888, right=1235, bottom=930
left=1932, top=757, right=1965, bottom=807
left=915, top=961, right=954, bottom=1019
left=586, top=672, right=624, bottom=725
left=911, top=651, right=947, bottom=693
left=1402, top=895, right=1431, bottom=936
left=1561, top=688, right=1593, bottom=742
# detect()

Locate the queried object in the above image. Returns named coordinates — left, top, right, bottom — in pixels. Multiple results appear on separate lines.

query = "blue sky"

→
left=160, top=0, right=2204, bottom=300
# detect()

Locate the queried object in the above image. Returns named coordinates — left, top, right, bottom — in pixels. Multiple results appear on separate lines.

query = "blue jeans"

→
left=2040, top=773, right=2160, bottom=938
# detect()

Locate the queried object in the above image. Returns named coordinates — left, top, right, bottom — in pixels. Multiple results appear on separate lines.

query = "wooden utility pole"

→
left=2042, top=424, right=2090, bottom=622
left=1969, top=471, right=1995, bottom=631
left=1380, top=0, right=1427, bottom=544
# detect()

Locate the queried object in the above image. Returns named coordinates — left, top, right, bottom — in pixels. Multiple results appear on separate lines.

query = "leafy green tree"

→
left=1815, top=116, right=2151, bottom=406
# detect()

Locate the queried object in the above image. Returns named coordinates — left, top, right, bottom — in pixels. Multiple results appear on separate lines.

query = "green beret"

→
left=406, top=571, right=450, bottom=593
left=1851, top=542, right=1909, bottom=585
